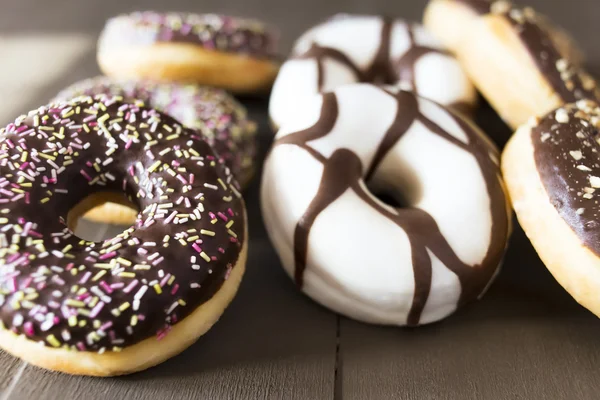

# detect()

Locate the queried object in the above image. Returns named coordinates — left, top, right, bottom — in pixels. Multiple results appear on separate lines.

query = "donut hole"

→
left=67, top=192, right=140, bottom=241
left=370, top=190, right=408, bottom=209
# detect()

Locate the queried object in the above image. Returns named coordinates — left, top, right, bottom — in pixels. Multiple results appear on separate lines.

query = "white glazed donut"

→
left=261, top=84, right=511, bottom=326
left=269, top=14, right=477, bottom=129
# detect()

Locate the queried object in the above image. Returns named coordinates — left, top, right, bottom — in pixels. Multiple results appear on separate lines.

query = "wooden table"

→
left=0, top=0, right=599, bottom=399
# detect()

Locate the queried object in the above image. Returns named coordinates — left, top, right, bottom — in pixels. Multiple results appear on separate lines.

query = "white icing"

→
left=269, top=15, right=476, bottom=128
left=261, top=84, right=506, bottom=326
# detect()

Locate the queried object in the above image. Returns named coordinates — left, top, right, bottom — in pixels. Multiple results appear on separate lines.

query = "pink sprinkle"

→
left=110, top=282, right=125, bottom=290
left=20, top=277, right=32, bottom=289
left=89, top=301, right=104, bottom=319
left=227, top=208, right=234, bottom=217
left=80, top=169, right=92, bottom=181
left=123, top=280, right=139, bottom=293
left=152, top=257, right=164, bottom=266
left=99, top=281, right=113, bottom=294
left=79, top=271, right=92, bottom=285
left=125, top=138, right=133, bottom=149
left=85, top=161, right=93, bottom=167
left=76, top=342, right=86, bottom=351
left=65, top=263, right=75, bottom=271
left=24, top=192, right=30, bottom=204
left=189, top=174, right=194, bottom=184
left=171, top=284, right=179, bottom=295
left=128, top=165, right=135, bottom=176
left=176, top=174, right=187, bottom=184
left=29, top=230, right=42, bottom=238
left=19, top=162, right=29, bottom=170
left=99, top=251, right=117, bottom=260
left=99, top=321, right=113, bottom=332
left=77, top=292, right=90, bottom=301
left=23, top=322, right=34, bottom=336
left=192, top=243, right=202, bottom=253
left=209, top=212, right=216, bottom=220
left=217, top=212, right=228, bottom=221
left=164, top=211, right=177, bottom=225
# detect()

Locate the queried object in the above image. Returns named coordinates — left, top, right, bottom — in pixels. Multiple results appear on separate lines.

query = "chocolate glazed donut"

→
left=0, top=95, right=247, bottom=376
left=503, top=100, right=600, bottom=320
left=262, top=84, right=511, bottom=326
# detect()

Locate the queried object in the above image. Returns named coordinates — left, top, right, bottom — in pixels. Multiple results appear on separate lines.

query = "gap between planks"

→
left=334, top=315, right=343, bottom=400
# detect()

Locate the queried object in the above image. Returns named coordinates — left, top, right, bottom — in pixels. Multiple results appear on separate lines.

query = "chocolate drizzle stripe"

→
left=272, top=89, right=508, bottom=325
left=292, top=18, right=446, bottom=90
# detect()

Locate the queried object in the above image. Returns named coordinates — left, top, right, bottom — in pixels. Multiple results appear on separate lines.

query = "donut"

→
left=423, top=0, right=599, bottom=129
left=502, top=100, right=600, bottom=319
left=269, top=14, right=477, bottom=129
left=54, top=77, right=257, bottom=225
left=98, top=12, right=280, bottom=94
left=0, top=95, right=247, bottom=376
left=262, top=84, right=511, bottom=326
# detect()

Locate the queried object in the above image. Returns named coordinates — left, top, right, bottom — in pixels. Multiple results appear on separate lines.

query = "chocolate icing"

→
left=272, top=89, right=509, bottom=325
left=0, top=96, right=245, bottom=352
left=54, top=77, right=257, bottom=187
left=532, top=101, right=600, bottom=255
left=454, top=1, right=599, bottom=103
left=293, top=17, right=445, bottom=93
left=100, top=12, right=278, bottom=59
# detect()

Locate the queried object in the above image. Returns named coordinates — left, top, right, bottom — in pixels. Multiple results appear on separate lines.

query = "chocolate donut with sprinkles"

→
left=98, top=11, right=280, bottom=94
left=424, top=0, right=598, bottom=129
left=0, top=95, right=247, bottom=376
left=269, top=14, right=476, bottom=129
left=54, top=77, right=257, bottom=225
left=503, top=100, right=600, bottom=321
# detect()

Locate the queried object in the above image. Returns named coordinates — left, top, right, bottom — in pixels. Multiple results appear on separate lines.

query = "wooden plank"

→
left=338, top=225, right=600, bottom=400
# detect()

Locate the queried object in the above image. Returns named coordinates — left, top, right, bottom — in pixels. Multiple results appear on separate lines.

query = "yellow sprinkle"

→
left=65, top=299, right=85, bottom=308
left=178, top=239, right=187, bottom=246
left=46, top=335, right=60, bottom=347
left=200, top=229, right=215, bottom=237
left=92, top=270, right=107, bottom=281
left=187, top=235, right=199, bottom=242
left=166, top=134, right=179, bottom=141
left=178, top=299, right=187, bottom=306
left=118, top=302, right=130, bottom=312
left=168, top=275, right=176, bottom=285
left=228, top=229, right=238, bottom=238
left=40, top=197, right=50, bottom=204
left=0, top=218, right=8, bottom=224
left=62, top=244, right=73, bottom=253
left=130, top=315, right=138, bottom=326
left=116, top=257, right=132, bottom=267
left=200, top=252, right=211, bottom=262
left=226, top=220, right=234, bottom=229
left=217, top=178, right=227, bottom=190
left=153, top=284, right=162, bottom=294
left=68, top=316, right=78, bottom=327
left=163, top=235, right=170, bottom=242
left=78, top=320, right=87, bottom=328
left=118, top=272, right=135, bottom=278
left=148, top=160, right=161, bottom=173
left=38, top=153, right=56, bottom=161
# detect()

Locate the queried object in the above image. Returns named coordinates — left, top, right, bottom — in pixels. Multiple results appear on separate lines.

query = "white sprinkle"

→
left=570, top=151, right=583, bottom=160
left=589, top=176, right=600, bottom=188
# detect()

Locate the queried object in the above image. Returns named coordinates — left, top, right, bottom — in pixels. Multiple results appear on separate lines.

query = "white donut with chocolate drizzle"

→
left=262, top=84, right=510, bottom=326
left=269, top=14, right=476, bottom=129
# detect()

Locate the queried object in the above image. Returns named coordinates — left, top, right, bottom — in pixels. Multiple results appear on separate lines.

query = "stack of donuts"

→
left=1, top=0, right=600, bottom=379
